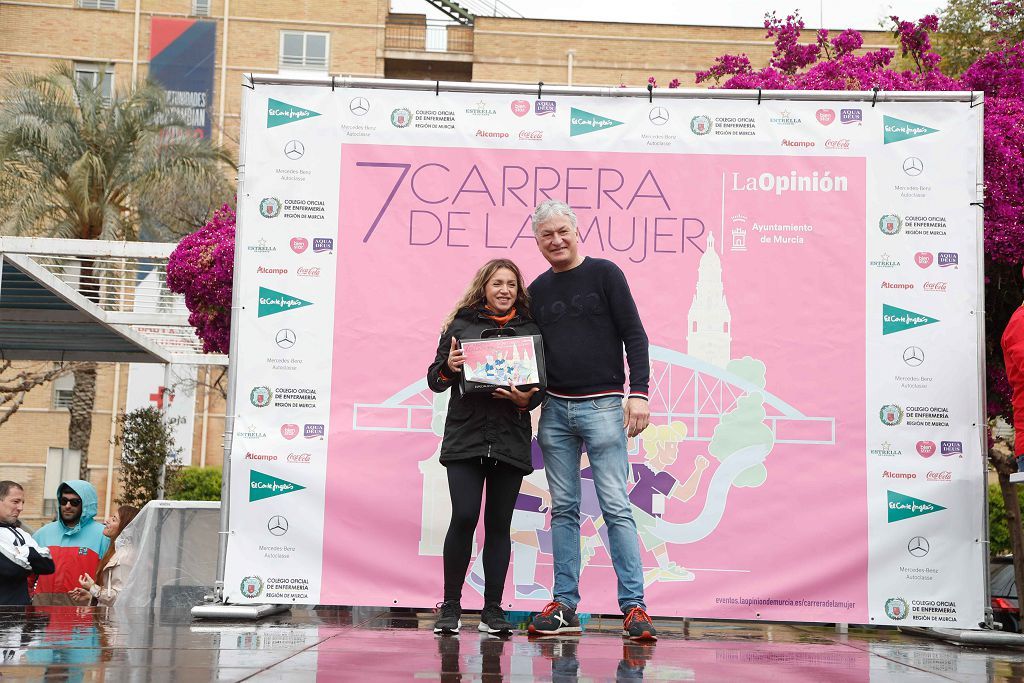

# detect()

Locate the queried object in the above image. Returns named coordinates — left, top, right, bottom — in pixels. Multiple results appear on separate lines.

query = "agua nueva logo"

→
left=267, top=98, right=322, bottom=128
left=882, top=304, right=938, bottom=335
left=570, top=107, right=623, bottom=137
left=258, top=287, right=312, bottom=318
left=883, top=115, right=938, bottom=144
left=250, top=469, right=305, bottom=502
left=887, top=490, right=946, bottom=522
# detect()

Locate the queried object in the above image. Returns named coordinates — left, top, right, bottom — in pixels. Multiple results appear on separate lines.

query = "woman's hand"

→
left=78, top=573, right=95, bottom=591
left=493, top=382, right=539, bottom=409
left=447, top=337, right=465, bottom=374
left=68, top=588, right=91, bottom=605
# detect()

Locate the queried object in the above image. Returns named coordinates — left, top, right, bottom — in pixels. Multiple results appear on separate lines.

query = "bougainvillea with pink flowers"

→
left=694, top=9, right=1024, bottom=422
left=166, top=203, right=235, bottom=354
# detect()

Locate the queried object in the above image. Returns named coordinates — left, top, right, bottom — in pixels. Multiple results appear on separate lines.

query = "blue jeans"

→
left=538, top=395, right=646, bottom=613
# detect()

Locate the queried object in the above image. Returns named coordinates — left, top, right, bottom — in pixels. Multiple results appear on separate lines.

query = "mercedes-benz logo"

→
left=903, top=346, right=924, bottom=367
left=902, top=157, right=923, bottom=176
left=275, top=329, right=296, bottom=349
left=908, top=536, right=930, bottom=557
left=649, top=107, right=669, bottom=125
left=268, top=515, right=288, bottom=536
left=349, top=97, right=370, bottom=116
left=283, top=140, right=304, bottom=160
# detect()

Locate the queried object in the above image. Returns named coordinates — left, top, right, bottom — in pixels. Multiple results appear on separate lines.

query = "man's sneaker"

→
left=433, top=601, right=461, bottom=634
left=622, top=605, right=658, bottom=640
left=528, top=601, right=582, bottom=635
left=478, top=603, right=513, bottom=634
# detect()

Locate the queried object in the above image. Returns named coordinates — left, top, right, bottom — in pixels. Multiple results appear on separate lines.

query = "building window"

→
left=280, top=31, right=329, bottom=70
left=192, top=0, right=210, bottom=16
left=42, top=448, right=82, bottom=518
left=52, top=373, right=75, bottom=410
left=78, top=0, right=117, bottom=9
left=74, top=63, right=115, bottom=103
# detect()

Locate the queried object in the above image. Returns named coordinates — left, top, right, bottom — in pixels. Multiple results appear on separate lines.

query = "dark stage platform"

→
left=2, top=605, right=1023, bottom=681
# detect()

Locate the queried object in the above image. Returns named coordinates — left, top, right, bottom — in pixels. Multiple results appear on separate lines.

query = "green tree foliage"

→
left=0, top=63, right=233, bottom=479
left=990, top=482, right=1024, bottom=556
left=937, top=0, right=1024, bottom=75
left=116, top=407, right=181, bottom=508
left=168, top=467, right=222, bottom=501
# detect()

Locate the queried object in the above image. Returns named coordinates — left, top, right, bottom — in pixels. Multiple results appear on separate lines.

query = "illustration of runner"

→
left=629, top=422, right=709, bottom=586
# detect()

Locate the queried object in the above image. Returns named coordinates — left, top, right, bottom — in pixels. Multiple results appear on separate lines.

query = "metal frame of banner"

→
left=195, top=77, right=995, bottom=637
left=243, top=73, right=979, bottom=103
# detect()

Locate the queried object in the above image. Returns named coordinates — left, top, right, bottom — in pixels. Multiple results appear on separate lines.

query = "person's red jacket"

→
left=1001, top=305, right=1024, bottom=455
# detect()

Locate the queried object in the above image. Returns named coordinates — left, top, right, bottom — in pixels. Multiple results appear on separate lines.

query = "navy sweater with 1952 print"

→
left=528, top=257, right=650, bottom=400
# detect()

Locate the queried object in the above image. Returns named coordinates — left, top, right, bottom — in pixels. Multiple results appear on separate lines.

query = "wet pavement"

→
left=2, top=605, right=1024, bottom=681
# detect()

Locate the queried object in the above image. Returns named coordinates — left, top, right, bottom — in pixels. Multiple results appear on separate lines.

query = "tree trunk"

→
left=69, top=363, right=98, bottom=480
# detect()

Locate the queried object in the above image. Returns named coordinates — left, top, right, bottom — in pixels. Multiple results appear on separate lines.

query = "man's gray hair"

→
left=531, top=200, right=577, bottom=235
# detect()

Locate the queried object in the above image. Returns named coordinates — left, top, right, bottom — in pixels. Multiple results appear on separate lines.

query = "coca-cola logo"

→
left=926, top=471, right=951, bottom=481
left=923, top=282, right=947, bottom=292
left=519, top=130, right=543, bottom=140
left=825, top=139, right=850, bottom=149
left=287, top=453, right=312, bottom=463
left=297, top=266, right=321, bottom=278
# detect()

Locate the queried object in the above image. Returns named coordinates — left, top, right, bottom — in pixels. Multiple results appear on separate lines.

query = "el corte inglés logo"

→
left=570, top=108, right=623, bottom=136
left=258, top=287, right=312, bottom=318
left=883, top=115, right=938, bottom=144
left=887, top=490, right=946, bottom=522
left=250, top=469, right=306, bottom=502
left=267, top=98, right=321, bottom=128
left=882, top=304, right=939, bottom=335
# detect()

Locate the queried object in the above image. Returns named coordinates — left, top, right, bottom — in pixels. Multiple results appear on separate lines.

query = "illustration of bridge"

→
left=352, top=344, right=836, bottom=447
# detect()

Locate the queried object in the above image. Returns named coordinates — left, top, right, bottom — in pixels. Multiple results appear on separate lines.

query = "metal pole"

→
left=211, top=80, right=250, bottom=602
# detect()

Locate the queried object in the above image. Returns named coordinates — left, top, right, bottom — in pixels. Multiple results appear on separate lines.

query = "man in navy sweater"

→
left=526, top=199, right=657, bottom=640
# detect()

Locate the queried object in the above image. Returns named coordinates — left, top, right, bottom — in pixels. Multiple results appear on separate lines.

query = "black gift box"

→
left=459, top=332, right=546, bottom=395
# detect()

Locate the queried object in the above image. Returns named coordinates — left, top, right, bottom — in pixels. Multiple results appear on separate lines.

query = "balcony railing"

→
left=385, top=18, right=473, bottom=54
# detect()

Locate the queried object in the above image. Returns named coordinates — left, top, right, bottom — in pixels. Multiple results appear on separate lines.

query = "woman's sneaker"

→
left=528, top=601, right=582, bottom=635
left=433, top=601, right=462, bottom=634
left=622, top=605, right=658, bottom=640
left=478, top=603, right=513, bottom=634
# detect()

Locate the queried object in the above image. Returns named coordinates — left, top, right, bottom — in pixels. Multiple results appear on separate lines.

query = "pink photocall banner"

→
left=322, top=145, right=867, bottom=621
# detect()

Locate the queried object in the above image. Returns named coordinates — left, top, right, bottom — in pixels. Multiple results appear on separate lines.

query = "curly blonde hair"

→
left=441, top=259, right=531, bottom=332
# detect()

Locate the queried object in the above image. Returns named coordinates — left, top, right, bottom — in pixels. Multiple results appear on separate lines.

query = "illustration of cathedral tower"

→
left=686, top=233, right=732, bottom=367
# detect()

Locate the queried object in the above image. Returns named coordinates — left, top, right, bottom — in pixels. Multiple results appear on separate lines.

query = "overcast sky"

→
left=390, top=0, right=945, bottom=29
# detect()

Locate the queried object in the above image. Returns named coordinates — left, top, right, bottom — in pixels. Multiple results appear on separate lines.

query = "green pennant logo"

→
left=258, top=287, right=312, bottom=318
left=250, top=469, right=305, bottom=502
left=883, top=115, right=938, bottom=144
left=882, top=304, right=938, bottom=335
left=570, top=107, right=623, bottom=137
left=267, top=98, right=321, bottom=128
left=887, top=490, right=945, bottom=522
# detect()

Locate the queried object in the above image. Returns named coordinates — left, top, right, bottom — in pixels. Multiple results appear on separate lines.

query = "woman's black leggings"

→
left=443, top=458, right=524, bottom=605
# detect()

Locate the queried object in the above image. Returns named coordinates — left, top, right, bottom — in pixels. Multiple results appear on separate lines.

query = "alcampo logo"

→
left=250, top=469, right=305, bottom=502
left=570, top=107, right=623, bottom=137
left=883, top=115, right=938, bottom=144
left=258, top=287, right=312, bottom=318
left=267, top=98, right=321, bottom=128
left=887, top=489, right=946, bottom=522
left=883, top=304, right=939, bottom=335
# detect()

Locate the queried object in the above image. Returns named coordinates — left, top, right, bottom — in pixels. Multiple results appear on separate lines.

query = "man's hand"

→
left=624, top=397, right=650, bottom=438
left=447, top=337, right=465, bottom=374
left=493, top=382, right=540, bottom=409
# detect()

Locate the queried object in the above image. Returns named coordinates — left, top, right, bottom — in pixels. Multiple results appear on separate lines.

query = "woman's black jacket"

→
left=427, top=308, right=544, bottom=474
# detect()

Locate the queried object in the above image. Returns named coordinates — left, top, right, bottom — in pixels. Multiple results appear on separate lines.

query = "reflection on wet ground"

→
left=1, top=605, right=1024, bottom=681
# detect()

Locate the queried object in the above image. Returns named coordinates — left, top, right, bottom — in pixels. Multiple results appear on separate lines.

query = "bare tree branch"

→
left=0, top=361, right=83, bottom=427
